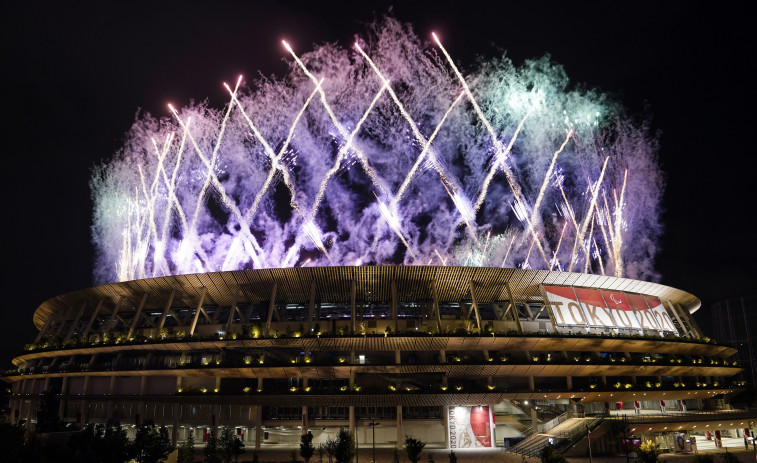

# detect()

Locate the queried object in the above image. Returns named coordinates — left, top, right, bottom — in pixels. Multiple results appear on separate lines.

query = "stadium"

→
left=5, top=17, right=755, bottom=458
left=3, top=266, right=749, bottom=455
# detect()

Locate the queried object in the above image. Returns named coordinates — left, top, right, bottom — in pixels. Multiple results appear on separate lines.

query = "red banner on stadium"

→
left=544, top=286, right=678, bottom=335
left=601, top=290, right=642, bottom=329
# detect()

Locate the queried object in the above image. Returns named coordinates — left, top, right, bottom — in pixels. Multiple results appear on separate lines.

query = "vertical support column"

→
left=264, top=284, right=277, bottom=336
left=538, top=285, right=560, bottom=333
left=430, top=281, right=442, bottom=333
left=106, top=375, right=117, bottom=421
left=349, top=406, right=356, bottom=440
left=34, top=316, right=55, bottom=343
left=127, top=293, right=149, bottom=339
left=307, top=282, right=317, bottom=332
left=156, top=290, right=176, bottom=333
left=225, top=285, right=241, bottom=335
left=189, top=287, right=208, bottom=336
left=172, top=403, right=180, bottom=445
left=55, top=305, right=77, bottom=338
left=302, top=378, right=309, bottom=434
left=468, top=281, right=482, bottom=333
left=137, top=376, right=148, bottom=424
left=443, top=405, right=450, bottom=449
left=255, top=405, right=263, bottom=450
left=65, top=301, right=88, bottom=340
left=391, top=279, right=398, bottom=333
left=396, top=405, right=403, bottom=449
left=350, top=279, right=357, bottom=333
left=504, top=282, right=523, bottom=333
left=58, top=377, right=69, bottom=418
left=528, top=376, right=537, bottom=430
left=81, top=299, right=105, bottom=339
left=666, top=300, right=691, bottom=338
left=103, top=296, right=125, bottom=337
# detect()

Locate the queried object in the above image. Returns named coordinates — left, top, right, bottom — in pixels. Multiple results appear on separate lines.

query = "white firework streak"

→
left=596, top=195, right=613, bottom=274
left=567, top=157, right=609, bottom=272
left=394, top=92, right=465, bottom=202
left=353, top=43, right=481, bottom=244
left=311, top=82, right=389, bottom=219
left=613, top=169, right=628, bottom=276
left=557, top=181, right=586, bottom=269
left=142, top=132, right=177, bottom=277
left=434, top=249, right=448, bottom=266
left=374, top=192, right=416, bottom=259
left=500, top=233, right=517, bottom=268
left=223, top=78, right=322, bottom=220
left=550, top=221, right=568, bottom=271
left=189, top=76, right=242, bottom=239
left=353, top=43, right=454, bottom=192
left=583, top=216, right=596, bottom=274
left=168, top=99, right=266, bottom=269
left=593, top=236, right=605, bottom=276
left=156, top=126, right=190, bottom=264
left=220, top=78, right=324, bottom=267
left=432, top=33, right=528, bottom=209
left=433, top=33, right=555, bottom=267
left=523, top=129, right=573, bottom=243
left=283, top=41, right=388, bottom=197
left=569, top=157, right=608, bottom=272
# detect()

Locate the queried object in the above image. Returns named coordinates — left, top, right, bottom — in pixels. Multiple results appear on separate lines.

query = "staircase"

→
left=508, top=415, right=604, bottom=458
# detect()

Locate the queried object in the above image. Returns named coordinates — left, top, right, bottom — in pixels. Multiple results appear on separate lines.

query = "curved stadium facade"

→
left=3, top=266, right=746, bottom=451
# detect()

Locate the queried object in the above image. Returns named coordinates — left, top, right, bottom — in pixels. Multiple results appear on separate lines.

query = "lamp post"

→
left=368, top=418, right=380, bottom=463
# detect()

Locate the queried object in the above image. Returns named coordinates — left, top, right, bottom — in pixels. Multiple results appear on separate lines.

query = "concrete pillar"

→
left=302, top=378, right=309, bottom=434
left=528, top=376, right=535, bottom=390
left=255, top=405, right=263, bottom=450
left=172, top=403, right=180, bottom=444
left=58, top=377, right=69, bottom=418
left=566, top=376, right=573, bottom=390
left=349, top=406, right=356, bottom=437
left=443, top=405, right=450, bottom=449
left=396, top=405, right=403, bottom=449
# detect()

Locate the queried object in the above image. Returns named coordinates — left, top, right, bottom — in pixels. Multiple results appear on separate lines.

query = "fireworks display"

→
left=91, top=17, right=663, bottom=284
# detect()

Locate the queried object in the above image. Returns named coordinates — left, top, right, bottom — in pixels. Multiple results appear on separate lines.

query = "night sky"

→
left=3, top=1, right=755, bottom=369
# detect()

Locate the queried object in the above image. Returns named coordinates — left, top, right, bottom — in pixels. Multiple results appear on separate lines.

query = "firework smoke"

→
left=91, top=17, right=662, bottom=284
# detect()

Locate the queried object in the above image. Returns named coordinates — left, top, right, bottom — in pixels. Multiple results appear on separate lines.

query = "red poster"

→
left=469, top=406, right=491, bottom=447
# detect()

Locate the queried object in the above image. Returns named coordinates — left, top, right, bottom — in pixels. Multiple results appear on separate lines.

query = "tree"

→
left=334, top=429, right=355, bottom=463
left=404, top=436, right=426, bottom=463
left=637, top=440, right=663, bottom=463
left=539, top=444, right=567, bottom=463
left=325, top=436, right=338, bottom=463
left=300, top=431, right=315, bottom=463
left=219, top=427, right=244, bottom=463
left=102, top=420, right=131, bottom=463
left=179, top=428, right=195, bottom=463
left=204, top=428, right=222, bottom=463
left=132, top=423, right=174, bottom=463
left=66, top=422, right=102, bottom=463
